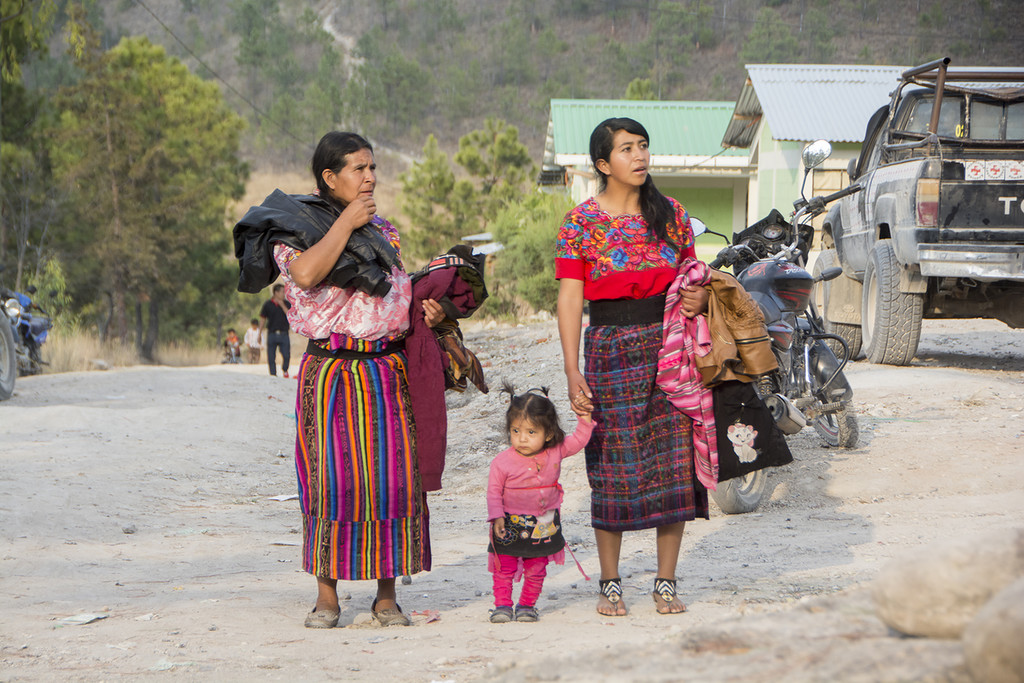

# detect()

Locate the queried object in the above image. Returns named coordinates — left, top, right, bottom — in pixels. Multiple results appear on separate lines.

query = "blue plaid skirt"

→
left=584, top=321, right=709, bottom=531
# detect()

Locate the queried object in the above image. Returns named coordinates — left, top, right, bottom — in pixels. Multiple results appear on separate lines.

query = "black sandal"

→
left=598, top=577, right=627, bottom=616
left=599, top=578, right=622, bottom=604
left=652, top=577, right=686, bottom=614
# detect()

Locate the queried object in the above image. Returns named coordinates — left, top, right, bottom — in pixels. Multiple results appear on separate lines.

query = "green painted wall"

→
left=664, top=186, right=734, bottom=245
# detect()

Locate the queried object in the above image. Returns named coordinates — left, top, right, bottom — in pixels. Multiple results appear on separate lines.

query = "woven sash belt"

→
left=588, top=294, right=666, bottom=326
left=305, top=338, right=405, bottom=360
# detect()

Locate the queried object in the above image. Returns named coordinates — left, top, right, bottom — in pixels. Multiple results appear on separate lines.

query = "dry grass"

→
left=43, top=330, right=222, bottom=374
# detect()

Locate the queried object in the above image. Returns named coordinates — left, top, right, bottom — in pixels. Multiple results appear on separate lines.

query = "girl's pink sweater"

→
left=486, top=417, right=594, bottom=522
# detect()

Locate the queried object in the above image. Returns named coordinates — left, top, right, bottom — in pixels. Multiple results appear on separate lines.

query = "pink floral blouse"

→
left=271, top=216, right=411, bottom=344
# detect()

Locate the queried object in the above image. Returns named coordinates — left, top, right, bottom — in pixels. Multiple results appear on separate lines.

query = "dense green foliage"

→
left=49, top=25, right=248, bottom=357
left=489, top=192, right=575, bottom=316
left=399, top=119, right=534, bottom=261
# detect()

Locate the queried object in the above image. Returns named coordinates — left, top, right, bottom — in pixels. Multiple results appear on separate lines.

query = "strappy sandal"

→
left=489, top=605, right=514, bottom=623
left=371, top=597, right=410, bottom=627
left=514, top=604, right=539, bottom=622
left=652, top=577, right=687, bottom=614
left=598, top=578, right=626, bottom=616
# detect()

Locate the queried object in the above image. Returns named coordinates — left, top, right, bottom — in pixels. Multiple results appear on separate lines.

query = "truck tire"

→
left=0, top=317, right=16, bottom=400
left=812, top=248, right=863, bottom=360
left=861, top=239, right=923, bottom=366
left=711, top=470, right=768, bottom=514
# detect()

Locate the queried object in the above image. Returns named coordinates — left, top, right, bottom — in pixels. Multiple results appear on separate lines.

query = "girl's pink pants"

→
left=491, top=553, right=548, bottom=608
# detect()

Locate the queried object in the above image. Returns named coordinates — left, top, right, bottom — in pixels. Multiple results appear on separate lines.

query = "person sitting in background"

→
left=222, top=328, right=241, bottom=364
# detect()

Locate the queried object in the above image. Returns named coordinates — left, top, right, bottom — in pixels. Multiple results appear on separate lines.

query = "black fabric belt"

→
left=268, top=329, right=289, bottom=334
left=305, top=339, right=405, bottom=360
left=588, top=294, right=666, bottom=326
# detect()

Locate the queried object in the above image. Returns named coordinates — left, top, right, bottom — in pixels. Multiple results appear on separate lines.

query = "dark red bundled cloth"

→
left=406, top=247, right=489, bottom=491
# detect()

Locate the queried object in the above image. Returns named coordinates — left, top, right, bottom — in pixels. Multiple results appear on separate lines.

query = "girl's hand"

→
left=492, top=518, right=505, bottom=539
left=680, top=284, right=710, bottom=318
left=422, top=298, right=444, bottom=328
left=566, top=369, right=594, bottom=416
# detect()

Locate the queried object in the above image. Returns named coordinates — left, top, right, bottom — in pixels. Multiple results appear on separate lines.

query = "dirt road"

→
left=1, top=318, right=1022, bottom=682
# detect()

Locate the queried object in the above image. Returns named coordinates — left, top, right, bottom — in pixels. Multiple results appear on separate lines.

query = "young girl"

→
left=486, top=383, right=593, bottom=623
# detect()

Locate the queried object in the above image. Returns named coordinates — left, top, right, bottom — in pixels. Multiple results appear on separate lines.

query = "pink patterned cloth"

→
left=656, top=258, right=718, bottom=490
left=272, top=242, right=410, bottom=342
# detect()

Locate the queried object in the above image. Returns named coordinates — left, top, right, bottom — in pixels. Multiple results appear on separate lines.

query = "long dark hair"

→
left=311, top=131, right=374, bottom=207
left=501, top=381, right=565, bottom=448
left=589, top=117, right=676, bottom=247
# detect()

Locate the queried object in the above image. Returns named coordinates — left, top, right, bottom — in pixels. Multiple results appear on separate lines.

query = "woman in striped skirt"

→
left=272, top=132, right=444, bottom=628
left=556, top=118, right=710, bottom=617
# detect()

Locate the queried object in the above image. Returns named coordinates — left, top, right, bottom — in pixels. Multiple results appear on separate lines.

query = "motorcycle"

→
left=1, top=282, right=53, bottom=378
left=703, top=140, right=861, bottom=514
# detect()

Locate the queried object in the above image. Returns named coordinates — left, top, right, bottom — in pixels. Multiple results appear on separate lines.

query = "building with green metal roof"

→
left=542, top=99, right=751, bottom=235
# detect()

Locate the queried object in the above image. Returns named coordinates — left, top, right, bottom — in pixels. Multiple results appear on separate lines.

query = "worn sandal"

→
left=652, top=577, right=686, bottom=614
left=597, top=577, right=627, bottom=616
left=599, top=578, right=623, bottom=604
left=489, top=605, right=514, bottom=623
left=371, top=597, right=410, bottom=627
left=303, top=606, right=340, bottom=629
left=514, top=604, right=539, bottom=622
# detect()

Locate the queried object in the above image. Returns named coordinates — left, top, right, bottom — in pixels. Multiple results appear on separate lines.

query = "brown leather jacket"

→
left=695, top=269, right=777, bottom=387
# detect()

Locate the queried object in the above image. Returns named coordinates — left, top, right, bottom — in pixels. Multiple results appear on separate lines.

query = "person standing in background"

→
left=260, top=284, right=291, bottom=377
left=244, top=318, right=263, bottom=364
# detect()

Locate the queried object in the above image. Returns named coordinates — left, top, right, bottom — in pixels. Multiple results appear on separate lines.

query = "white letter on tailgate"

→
left=998, top=196, right=1017, bottom=215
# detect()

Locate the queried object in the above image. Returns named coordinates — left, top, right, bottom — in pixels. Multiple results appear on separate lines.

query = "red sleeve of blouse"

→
left=555, top=257, right=585, bottom=281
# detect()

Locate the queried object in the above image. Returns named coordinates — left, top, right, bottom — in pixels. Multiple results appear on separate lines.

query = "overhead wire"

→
left=133, top=0, right=311, bottom=150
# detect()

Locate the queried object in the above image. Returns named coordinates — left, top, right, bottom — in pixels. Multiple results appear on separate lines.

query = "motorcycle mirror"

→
left=801, top=140, right=832, bottom=170
left=689, top=216, right=707, bottom=237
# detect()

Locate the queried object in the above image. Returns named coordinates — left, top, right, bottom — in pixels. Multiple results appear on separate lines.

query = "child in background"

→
left=486, top=383, right=593, bottom=623
left=223, top=328, right=242, bottom=363
left=244, top=318, right=262, bottom=364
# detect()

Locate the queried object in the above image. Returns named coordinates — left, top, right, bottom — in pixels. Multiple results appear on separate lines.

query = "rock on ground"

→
left=872, top=527, right=1024, bottom=639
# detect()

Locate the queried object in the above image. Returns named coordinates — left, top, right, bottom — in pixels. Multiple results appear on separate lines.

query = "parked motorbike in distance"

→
left=702, top=140, right=861, bottom=514
left=1, top=279, right=53, bottom=378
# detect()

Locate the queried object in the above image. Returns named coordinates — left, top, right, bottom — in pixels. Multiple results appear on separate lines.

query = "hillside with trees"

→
left=71, top=0, right=1024, bottom=159
left=2, top=0, right=1022, bottom=357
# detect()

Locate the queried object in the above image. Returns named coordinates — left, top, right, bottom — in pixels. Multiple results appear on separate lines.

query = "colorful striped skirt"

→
left=583, top=321, right=709, bottom=532
left=294, top=350, right=430, bottom=580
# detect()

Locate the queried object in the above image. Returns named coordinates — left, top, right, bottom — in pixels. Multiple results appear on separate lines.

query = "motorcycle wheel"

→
left=0, top=319, right=16, bottom=400
left=711, top=470, right=768, bottom=514
left=812, top=249, right=863, bottom=360
left=812, top=407, right=859, bottom=448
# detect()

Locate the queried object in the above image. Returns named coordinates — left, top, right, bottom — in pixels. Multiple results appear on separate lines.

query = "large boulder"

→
left=963, top=577, right=1024, bottom=683
left=872, top=527, right=1024, bottom=638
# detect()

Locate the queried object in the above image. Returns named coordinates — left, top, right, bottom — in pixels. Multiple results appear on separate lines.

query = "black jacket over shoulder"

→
left=232, top=189, right=401, bottom=296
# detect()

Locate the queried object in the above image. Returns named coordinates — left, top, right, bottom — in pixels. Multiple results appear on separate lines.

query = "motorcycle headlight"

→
left=4, top=298, right=22, bottom=319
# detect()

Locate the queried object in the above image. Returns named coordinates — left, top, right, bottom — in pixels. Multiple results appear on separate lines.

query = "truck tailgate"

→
left=939, top=181, right=1024, bottom=238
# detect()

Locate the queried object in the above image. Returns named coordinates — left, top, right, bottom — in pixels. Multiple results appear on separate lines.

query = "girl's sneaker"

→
left=514, top=604, right=539, bottom=622
left=489, top=605, right=514, bottom=623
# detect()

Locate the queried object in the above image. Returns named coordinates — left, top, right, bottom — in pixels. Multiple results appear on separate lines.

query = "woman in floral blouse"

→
left=556, top=117, right=709, bottom=617
left=274, top=132, right=444, bottom=629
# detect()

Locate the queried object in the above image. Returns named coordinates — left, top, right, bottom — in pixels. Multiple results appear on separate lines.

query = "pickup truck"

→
left=818, top=58, right=1024, bottom=365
